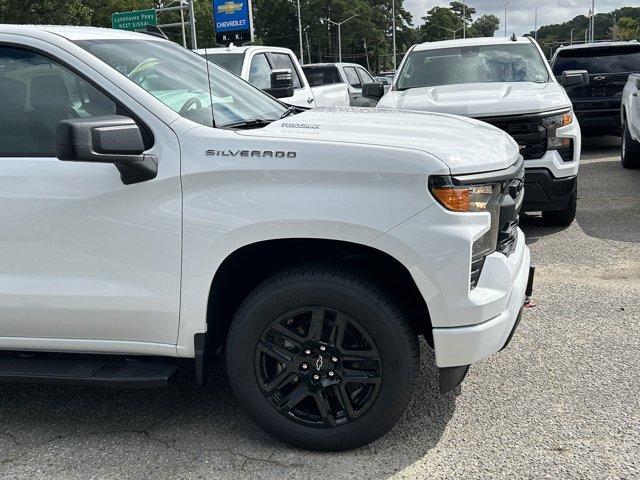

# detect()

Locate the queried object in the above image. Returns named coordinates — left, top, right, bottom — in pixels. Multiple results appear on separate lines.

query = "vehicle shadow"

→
left=575, top=152, right=640, bottom=245
left=518, top=213, right=568, bottom=246
left=0, top=341, right=455, bottom=479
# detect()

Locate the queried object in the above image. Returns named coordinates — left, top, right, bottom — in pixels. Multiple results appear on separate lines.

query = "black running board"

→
left=0, top=357, right=178, bottom=389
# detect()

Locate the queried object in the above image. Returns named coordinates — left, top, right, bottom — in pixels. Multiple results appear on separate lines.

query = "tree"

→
left=419, top=6, right=462, bottom=42
left=614, top=17, right=639, bottom=41
left=449, top=1, right=475, bottom=26
left=471, top=14, right=500, bottom=37
left=0, top=0, right=91, bottom=25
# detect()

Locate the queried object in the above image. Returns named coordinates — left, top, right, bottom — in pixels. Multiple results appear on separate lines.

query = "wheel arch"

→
left=199, top=238, right=432, bottom=372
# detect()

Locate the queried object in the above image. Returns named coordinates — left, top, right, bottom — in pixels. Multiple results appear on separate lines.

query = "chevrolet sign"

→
left=212, top=0, right=252, bottom=45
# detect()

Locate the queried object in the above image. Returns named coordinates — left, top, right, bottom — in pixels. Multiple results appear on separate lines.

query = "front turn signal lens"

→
left=431, top=187, right=471, bottom=212
left=430, top=183, right=498, bottom=213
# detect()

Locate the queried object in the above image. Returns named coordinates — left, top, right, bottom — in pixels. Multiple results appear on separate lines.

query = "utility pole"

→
left=392, top=0, right=397, bottom=70
left=504, top=1, right=510, bottom=37
left=305, top=28, right=311, bottom=63
left=534, top=6, right=539, bottom=42
left=463, top=0, right=466, bottom=39
left=296, top=0, right=304, bottom=63
left=179, top=2, right=187, bottom=47
left=570, top=27, right=575, bottom=45
left=363, top=39, right=371, bottom=72
left=585, top=28, right=589, bottom=44
left=590, top=0, right=595, bottom=43
left=188, top=0, right=197, bottom=49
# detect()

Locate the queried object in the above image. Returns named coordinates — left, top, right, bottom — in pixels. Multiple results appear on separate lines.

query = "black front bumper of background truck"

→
left=438, top=266, right=535, bottom=394
left=523, top=169, right=577, bottom=213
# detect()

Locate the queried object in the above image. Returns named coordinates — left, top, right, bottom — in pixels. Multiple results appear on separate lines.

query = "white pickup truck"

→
left=621, top=74, right=640, bottom=168
left=0, top=25, right=533, bottom=451
left=196, top=45, right=349, bottom=109
left=373, top=36, right=584, bottom=226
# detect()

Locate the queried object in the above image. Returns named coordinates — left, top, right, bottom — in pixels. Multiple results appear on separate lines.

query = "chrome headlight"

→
left=543, top=110, right=573, bottom=151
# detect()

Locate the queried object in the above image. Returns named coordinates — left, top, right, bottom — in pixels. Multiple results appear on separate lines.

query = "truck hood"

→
left=237, top=107, right=519, bottom=175
left=377, top=81, right=571, bottom=117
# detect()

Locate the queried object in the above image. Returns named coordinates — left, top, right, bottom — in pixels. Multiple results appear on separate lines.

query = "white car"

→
left=302, top=62, right=380, bottom=107
left=621, top=74, right=640, bottom=168
left=375, top=36, right=584, bottom=226
left=196, top=45, right=349, bottom=109
left=0, top=25, right=533, bottom=451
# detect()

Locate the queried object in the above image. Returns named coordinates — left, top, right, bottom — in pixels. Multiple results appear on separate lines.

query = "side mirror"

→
left=362, top=82, right=385, bottom=101
left=561, top=70, right=589, bottom=88
left=56, top=115, right=157, bottom=185
left=264, top=69, right=294, bottom=99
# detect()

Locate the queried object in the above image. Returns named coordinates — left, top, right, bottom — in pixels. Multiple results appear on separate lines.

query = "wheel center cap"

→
left=314, top=355, right=329, bottom=372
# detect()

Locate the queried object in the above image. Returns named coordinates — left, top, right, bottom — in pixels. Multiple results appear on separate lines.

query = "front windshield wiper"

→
left=220, top=118, right=277, bottom=130
left=279, top=105, right=301, bottom=119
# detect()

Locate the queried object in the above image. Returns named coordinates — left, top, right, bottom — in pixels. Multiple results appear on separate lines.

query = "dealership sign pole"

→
left=212, top=0, right=254, bottom=46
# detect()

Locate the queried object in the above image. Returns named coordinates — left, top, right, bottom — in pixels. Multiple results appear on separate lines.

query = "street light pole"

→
left=296, top=0, right=304, bottom=63
left=463, top=0, right=466, bottom=39
left=534, top=6, right=539, bottom=42
left=590, top=0, right=595, bottom=43
left=392, top=0, right=397, bottom=70
left=504, top=1, right=510, bottom=37
left=188, top=0, right=197, bottom=49
left=570, top=27, right=575, bottom=44
left=321, top=15, right=359, bottom=64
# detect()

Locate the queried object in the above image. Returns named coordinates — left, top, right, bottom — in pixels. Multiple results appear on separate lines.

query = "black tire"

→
left=225, top=264, right=420, bottom=451
left=542, top=187, right=577, bottom=226
left=621, top=116, right=640, bottom=169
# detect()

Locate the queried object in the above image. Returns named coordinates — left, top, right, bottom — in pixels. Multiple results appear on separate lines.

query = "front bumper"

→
left=573, top=97, right=622, bottom=134
left=523, top=169, right=577, bottom=212
left=431, top=231, right=532, bottom=368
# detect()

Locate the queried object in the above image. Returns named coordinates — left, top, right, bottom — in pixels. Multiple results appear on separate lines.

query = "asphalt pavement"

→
left=0, top=137, right=638, bottom=479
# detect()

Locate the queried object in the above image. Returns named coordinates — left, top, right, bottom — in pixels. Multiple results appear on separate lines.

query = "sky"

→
left=403, top=1, right=633, bottom=35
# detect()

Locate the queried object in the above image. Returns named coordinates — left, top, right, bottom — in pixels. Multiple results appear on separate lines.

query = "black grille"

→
left=480, top=115, right=547, bottom=160
left=497, top=175, right=524, bottom=256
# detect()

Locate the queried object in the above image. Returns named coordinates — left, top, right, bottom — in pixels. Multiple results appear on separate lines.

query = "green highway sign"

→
left=111, top=9, right=157, bottom=31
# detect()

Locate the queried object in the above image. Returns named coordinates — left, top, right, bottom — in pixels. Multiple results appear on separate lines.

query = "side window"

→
left=0, top=46, right=117, bottom=156
left=343, top=67, right=362, bottom=88
left=248, top=53, right=272, bottom=90
left=357, top=68, right=375, bottom=84
left=270, top=53, right=303, bottom=89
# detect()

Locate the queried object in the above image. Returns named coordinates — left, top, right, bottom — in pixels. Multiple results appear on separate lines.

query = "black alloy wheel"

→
left=255, top=306, right=382, bottom=428
left=226, top=265, right=420, bottom=451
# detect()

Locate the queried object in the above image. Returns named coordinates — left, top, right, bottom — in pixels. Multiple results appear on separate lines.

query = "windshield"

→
left=397, top=44, right=549, bottom=90
left=204, top=52, right=244, bottom=76
left=77, top=39, right=286, bottom=128
left=552, top=45, right=640, bottom=74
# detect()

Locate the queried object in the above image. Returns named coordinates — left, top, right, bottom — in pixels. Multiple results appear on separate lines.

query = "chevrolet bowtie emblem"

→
left=315, top=356, right=323, bottom=370
left=218, top=1, right=243, bottom=14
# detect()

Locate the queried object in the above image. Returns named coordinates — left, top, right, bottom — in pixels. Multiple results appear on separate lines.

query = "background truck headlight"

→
left=543, top=110, right=574, bottom=161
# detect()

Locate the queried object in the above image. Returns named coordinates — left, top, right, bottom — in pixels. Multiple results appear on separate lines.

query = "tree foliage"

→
left=418, top=3, right=499, bottom=43
left=532, top=7, right=640, bottom=51
left=0, top=0, right=92, bottom=25
left=471, top=14, right=500, bottom=38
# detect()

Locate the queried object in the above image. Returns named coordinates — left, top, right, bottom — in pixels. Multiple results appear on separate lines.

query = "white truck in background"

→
left=372, top=36, right=584, bottom=226
left=621, top=74, right=640, bottom=168
left=302, top=62, right=381, bottom=107
left=197, top=45, right=350, bottom=109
